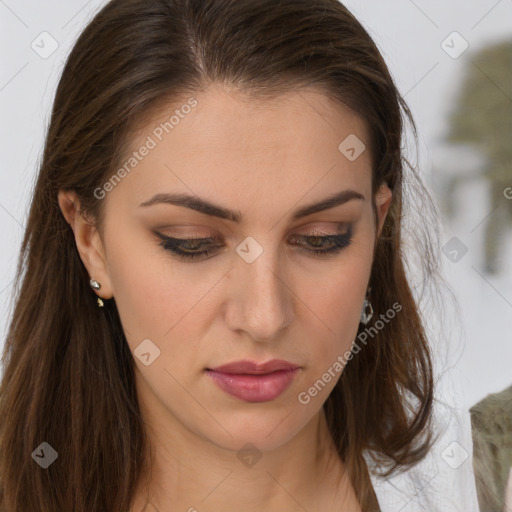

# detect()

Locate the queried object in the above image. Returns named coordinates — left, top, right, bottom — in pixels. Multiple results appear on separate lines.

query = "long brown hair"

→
left=0, top=1, right=442, bottom=510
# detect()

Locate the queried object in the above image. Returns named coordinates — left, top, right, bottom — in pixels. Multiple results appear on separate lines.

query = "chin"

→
left=200, top=407, right=313, bottom=454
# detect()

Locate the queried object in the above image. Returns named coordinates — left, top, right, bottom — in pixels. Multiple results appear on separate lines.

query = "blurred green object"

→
left=447, top=39, right=512, bottom=274
left=470, top=384, right=512, bottom=512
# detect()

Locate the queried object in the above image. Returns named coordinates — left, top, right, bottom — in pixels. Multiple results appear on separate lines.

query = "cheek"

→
left=105, top=225, right=197, bottom=349
left=291, top=272, right=370, bottom=411
left=306, top=275, right=366, bottom=355
left=296, top=247, right=373, bottom=370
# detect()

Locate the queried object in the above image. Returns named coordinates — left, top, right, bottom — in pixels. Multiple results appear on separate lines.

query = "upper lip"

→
left=208, top=359, right=300, bottom=375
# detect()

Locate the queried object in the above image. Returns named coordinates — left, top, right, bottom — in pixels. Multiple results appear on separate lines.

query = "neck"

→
left=130, top=376, right=360, bottom=511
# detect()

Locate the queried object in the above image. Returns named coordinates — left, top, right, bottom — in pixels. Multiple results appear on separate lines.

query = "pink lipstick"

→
left=205, top=359, right=300, bottom=403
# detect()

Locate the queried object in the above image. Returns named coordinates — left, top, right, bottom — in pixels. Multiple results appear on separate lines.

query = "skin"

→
left=58, top=83, right=392, bottom=511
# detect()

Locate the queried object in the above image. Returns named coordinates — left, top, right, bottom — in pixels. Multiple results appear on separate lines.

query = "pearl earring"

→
left=89, top=278, right=101, bottom=291
left=89, top=278, right=104, bottom=308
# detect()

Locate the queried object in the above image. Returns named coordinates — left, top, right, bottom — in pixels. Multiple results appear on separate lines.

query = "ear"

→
left=375, top=183, right=392, bottom=238
left=57, top=190, right=113, bottom=300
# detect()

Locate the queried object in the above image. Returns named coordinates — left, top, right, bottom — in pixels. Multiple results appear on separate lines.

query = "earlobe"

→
left=57, top=190, right=113, bottom=300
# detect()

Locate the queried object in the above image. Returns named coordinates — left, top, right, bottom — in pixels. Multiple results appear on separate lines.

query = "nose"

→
left=224, top=243, right=295, bottom=342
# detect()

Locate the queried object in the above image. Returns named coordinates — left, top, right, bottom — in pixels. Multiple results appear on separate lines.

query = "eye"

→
left=154, top=232, right=222, bottom=260
left=153, top=226, right=353, bottom=262
left=289, top=226, right=353, bottom=257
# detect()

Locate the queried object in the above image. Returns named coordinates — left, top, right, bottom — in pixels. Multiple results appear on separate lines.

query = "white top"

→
left=505, top=467, right=512, bottom=511
left=368, top=401, right=481, bottom=512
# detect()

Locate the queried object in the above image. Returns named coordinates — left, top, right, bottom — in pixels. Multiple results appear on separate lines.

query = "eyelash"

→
left=154, top=226, right=353, bottom=261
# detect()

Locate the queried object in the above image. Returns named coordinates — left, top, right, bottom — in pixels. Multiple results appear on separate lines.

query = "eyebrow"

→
left=139, top=189, right=365, bottom=223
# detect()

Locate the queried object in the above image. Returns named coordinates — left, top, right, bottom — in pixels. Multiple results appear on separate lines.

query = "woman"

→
left=0, top=0, right=446, bottom=510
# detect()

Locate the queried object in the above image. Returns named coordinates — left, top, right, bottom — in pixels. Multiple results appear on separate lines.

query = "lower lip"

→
left=205, top=368, right=300, bottom=403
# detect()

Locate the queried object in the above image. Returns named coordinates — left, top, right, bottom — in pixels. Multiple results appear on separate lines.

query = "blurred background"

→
left=1, top=1, right=511, bottom=510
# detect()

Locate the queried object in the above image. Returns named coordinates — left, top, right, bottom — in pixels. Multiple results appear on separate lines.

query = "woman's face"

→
left=89, top=83, right=391, bottom=452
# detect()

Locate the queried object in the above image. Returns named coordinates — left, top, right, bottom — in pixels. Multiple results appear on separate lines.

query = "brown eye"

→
left=154, top=232, right=221, bottom=260
left=154, top=226, right=353, bottom=262
left=289, top=227, right=353, bottom=257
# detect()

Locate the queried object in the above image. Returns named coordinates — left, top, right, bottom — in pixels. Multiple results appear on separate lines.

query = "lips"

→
left=205, top=359, right=300, bottom=403
left=209, top=359, right=299, bottom=374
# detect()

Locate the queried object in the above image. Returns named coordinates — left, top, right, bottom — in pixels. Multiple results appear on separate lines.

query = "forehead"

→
left=106, top=83, right=372, bottom=220
left=150, top=82, right=370, bottom=157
